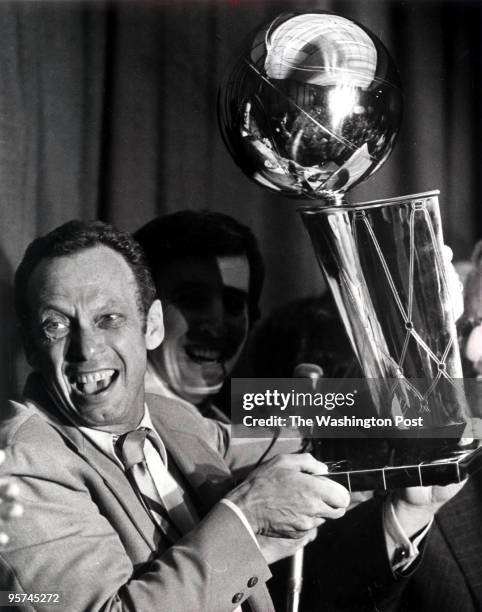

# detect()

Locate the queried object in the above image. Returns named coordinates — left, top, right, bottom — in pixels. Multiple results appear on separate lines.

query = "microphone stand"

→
left=287, top=548, right=304, bottom=612
left=286, top=364, right=324, bottom=612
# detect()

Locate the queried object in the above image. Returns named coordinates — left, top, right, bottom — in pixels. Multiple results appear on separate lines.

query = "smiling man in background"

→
left=134, top=211, right=303, bottom=472
left=134, top=210, right=263, bottom=421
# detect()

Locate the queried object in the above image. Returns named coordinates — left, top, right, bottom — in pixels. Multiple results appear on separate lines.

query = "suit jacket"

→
left=300, top=472, right=482, bottom=612
left=0, top=390, right=273, bottom=612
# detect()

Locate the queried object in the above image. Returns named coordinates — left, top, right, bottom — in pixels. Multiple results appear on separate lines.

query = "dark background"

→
left=0, top=0, right=480, bottom=398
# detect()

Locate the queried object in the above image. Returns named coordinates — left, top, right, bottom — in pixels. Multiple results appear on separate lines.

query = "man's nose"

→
left=68, top=326, right=104, bottom=361
left=194, top=299, right=227, bottom=334
left=465, top=324, right=482, bottom=373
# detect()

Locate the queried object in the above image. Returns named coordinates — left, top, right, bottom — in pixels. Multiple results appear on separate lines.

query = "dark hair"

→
left=15, top=220, right=156, bottom=327
left=134, top=210, right=264, bottom=321
left=252, top=293, right=361, bottom=378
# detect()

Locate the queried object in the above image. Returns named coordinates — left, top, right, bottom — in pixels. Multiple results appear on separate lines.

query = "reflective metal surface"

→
left=219, top=12, right=403, bottom=200
left=300, top=191, right=472, bottom=430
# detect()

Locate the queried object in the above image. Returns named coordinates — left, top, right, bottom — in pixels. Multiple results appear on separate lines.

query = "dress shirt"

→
left=384, top=493, right=433, bottom=572
left=81, top=409, right=198, bottom=532
left=80, top=405, right=259, bottom=546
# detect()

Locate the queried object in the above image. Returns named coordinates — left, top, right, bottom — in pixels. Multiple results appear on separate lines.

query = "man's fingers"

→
left=232, top=453, right=350, bottom=537
left=275, top=455, right=351, bottom=509
left=275, top=453, right=329, bottom=476
left=304, top=526, right=320, bottom=544
left=315, top=502, right=347, bottom=520
left=290, top=527, right=319, bottom=549
left=310, top=475, right=351, bottom=510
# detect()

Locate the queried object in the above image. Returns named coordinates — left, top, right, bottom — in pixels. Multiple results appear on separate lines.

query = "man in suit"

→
left=0, top=219, right=351, bottom=611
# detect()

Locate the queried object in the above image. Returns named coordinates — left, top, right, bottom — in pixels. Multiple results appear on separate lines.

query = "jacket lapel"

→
left=23, top=376, right=235, bottom=542
left=436, top=473, right=482, bottom=606
left=46, top=413, right=159, bottom=551
left=23, top=375, right=159, bottom=549
left=146, top=393, right=235, bottom=516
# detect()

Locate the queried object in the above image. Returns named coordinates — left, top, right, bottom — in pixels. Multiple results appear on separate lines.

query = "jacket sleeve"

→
left=0, top=436, right=271, bottom=612
left=301, top=494, right=426, bottom=611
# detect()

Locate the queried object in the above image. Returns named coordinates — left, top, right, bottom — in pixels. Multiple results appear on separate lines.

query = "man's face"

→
left=150, top=255, right=250, bottom=404
left=25, top=246, right=164, bottom=433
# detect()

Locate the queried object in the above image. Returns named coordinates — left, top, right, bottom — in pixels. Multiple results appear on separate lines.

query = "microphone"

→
left=293, top=362, right=324, bottom=387
left=287, top=363, right=324, bottom=612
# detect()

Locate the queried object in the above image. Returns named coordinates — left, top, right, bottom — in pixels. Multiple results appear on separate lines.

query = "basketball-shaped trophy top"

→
left=219, top=12, right=403, bottom=201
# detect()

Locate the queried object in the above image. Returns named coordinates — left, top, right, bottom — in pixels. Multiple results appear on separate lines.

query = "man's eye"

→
left=41, top=320, right=69, bottom=339
left=97, top=314, right=125, bottom=329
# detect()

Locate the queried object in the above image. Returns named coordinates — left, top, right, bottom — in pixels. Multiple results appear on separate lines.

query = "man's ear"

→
left=145, top=299, right=164, bottom=350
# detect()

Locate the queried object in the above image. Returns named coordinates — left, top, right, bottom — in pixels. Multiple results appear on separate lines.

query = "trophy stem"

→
left=298, top=192, right=345, bottom=210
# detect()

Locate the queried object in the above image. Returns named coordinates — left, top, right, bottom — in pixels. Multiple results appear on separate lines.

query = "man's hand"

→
left=226, top=453, right=350, bottom=538
left=442, top=244, right=464, bottom=321
left=391, top=481, right=465, bottom=538
left=257, top=528, right=319, bottom=565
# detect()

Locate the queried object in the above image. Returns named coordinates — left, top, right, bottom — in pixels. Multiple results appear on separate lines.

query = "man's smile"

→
left=67, top=369, right=119, bottom=396
left=184, top=345, right=224, bottom=364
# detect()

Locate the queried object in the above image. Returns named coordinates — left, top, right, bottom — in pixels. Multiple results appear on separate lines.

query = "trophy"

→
left=218, top=11, right=481, bottom=492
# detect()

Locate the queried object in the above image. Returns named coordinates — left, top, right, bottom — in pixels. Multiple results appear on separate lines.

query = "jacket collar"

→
left=145, top=392, right=234, bottom=515
left=23, top=374, right=234, bottom=526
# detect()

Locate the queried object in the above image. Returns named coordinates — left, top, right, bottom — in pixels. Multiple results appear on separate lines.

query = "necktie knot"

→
left=116, top=427, right=150, bottom=470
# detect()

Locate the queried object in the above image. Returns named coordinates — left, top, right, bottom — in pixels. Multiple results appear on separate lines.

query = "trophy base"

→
left=312, top=439, right=482, bottom=491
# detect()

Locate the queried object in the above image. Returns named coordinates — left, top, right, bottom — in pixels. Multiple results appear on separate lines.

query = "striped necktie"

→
left=115, top=428, right=182, bottom=543
left=117, top=428, right=244, bottom=612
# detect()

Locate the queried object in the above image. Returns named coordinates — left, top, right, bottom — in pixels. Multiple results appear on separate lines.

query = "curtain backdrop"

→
left=0, top=0, right=480, bottom=398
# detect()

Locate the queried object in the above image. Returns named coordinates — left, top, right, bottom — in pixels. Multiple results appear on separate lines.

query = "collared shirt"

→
left=79, top=404, right=258, bottom=548
left=384, top=493, right=433, bottom=572
left=80, top=407, right=166, bottom=468
left=80, top=407, right=198, bottom=534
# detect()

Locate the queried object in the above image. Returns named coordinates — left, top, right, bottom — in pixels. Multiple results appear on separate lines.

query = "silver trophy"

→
left=218, top=12, right=481, bottom=611
left=219, top=10, right=480, bottom=488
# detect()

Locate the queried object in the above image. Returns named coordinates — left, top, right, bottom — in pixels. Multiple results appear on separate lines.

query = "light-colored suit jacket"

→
left=0, top=388, right=274, bottom=612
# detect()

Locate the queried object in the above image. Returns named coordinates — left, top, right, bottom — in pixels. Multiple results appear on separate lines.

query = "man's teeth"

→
left=70, top=370, right=115, bottom=395
left=187, top=348, right=221, bottom=362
